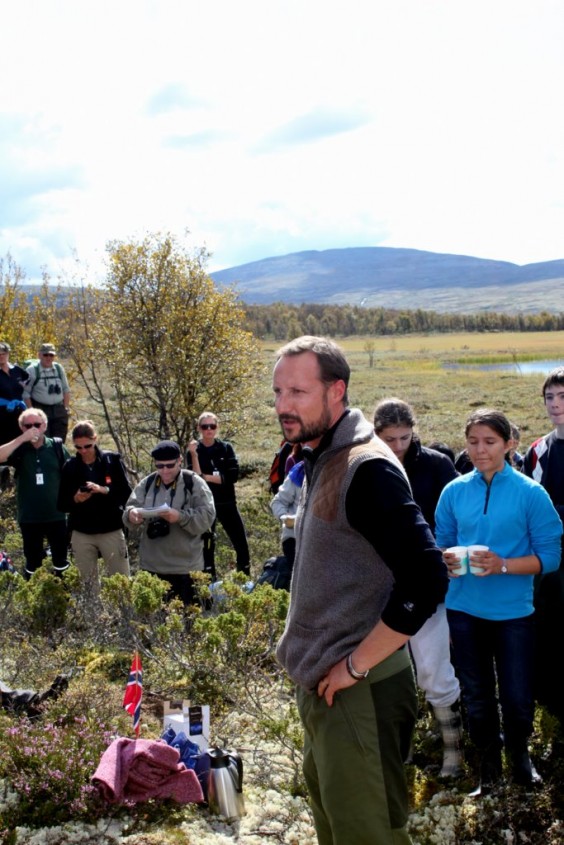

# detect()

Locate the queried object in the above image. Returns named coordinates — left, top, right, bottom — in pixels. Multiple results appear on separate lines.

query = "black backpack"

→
left=254, top=555, right=292, bottom=591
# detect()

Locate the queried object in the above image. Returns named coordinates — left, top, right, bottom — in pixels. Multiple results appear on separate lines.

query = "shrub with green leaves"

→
left=13, top=567, right=69, bottom=638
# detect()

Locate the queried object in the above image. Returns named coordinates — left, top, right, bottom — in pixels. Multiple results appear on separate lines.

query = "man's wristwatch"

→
left=500, top=559, right=509, bottom=574
left=346, top=653, right=369, bottom=681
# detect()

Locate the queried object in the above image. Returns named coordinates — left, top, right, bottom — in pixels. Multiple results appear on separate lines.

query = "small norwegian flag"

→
left=123, top=653, right=143, bottom=736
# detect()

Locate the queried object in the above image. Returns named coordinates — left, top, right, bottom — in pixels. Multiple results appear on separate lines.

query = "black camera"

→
left=147, top=517, right=170, bottom=539
left=48, top=383, right=62, bottom=395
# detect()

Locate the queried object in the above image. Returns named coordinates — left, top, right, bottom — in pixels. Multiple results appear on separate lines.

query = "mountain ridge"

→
left=212, top=247, right=564, bottom=313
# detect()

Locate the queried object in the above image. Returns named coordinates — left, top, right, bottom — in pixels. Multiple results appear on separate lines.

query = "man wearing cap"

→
left=124, top=441, right=216, bottom=604
left=23, top=343, right=71, bottom=442
left=0, top=342, right=29, bottom=446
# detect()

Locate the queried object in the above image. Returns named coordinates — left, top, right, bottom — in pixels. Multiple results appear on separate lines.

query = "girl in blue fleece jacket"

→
left=435, top=408, right=562, bottom=794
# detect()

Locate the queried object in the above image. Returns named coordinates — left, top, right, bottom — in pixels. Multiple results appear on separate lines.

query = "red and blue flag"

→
left=123, top=652, right=143, bottom=736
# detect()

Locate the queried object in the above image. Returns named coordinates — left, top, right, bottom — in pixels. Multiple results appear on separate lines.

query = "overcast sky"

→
left=1, top=0, right=563, bottom=283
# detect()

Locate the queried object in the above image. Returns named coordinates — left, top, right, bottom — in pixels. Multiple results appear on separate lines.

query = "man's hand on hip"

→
left=317, top=658, right=358, bottom=707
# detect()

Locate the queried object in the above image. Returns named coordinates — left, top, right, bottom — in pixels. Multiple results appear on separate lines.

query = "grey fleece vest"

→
left=276, top=410, right=406, bottom=690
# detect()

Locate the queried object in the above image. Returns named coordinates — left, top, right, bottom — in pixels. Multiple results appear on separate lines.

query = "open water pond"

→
left=444, top=358, right=562, bottom=375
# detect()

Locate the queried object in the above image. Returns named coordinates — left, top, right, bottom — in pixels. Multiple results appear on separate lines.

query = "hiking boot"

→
left=508, top=744, right=542, bottom=787
left=470, top=743, right=502, bottom=797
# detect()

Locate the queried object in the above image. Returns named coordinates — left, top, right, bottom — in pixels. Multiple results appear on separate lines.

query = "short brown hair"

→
left=72, top=420, right=97, bottom=440
left=373, top=398, right=416, bottom=433
left=464, top=408, right=511, bottom=442
left=542, top=368, right=564, bottom=399
left=276, top=336, right=350, bottom=404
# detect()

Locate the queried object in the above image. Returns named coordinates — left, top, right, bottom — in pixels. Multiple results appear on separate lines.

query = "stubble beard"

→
left=278, top=395, right=332, bottom=444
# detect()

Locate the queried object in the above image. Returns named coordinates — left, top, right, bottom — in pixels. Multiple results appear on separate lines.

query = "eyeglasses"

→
left=200, top=423, right=217, bottom=431
left=75, top=444, right=94, bottom=451
left=155, top=461, right=178, bottom=469
left=41, top=353, right=56, bottom=357
left=23, top=422, right=43, bottom=429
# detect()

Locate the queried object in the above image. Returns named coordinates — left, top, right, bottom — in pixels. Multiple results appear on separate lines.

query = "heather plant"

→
left=0, top=713, right=113, bottom=829
left=0, top=675, right=165, bottom=836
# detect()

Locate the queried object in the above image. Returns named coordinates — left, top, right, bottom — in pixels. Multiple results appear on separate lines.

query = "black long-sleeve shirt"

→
left=58, top=449, right=132, bottom=534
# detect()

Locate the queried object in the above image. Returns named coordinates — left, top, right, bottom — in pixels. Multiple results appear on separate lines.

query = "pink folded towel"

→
left=93, top=737, right=203, bottom=804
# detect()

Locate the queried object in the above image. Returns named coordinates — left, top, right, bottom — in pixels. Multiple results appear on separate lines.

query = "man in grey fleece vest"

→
left=272, top=337, right=448, bottom=845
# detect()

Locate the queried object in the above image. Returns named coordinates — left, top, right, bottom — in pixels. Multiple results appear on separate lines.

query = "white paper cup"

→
left=468, top=544, right=489, bottom=575
left=446, top=545, right=468, bottom=576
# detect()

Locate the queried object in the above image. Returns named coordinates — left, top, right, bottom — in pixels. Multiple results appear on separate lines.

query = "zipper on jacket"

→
left=481, top=472, right=499, bottom=514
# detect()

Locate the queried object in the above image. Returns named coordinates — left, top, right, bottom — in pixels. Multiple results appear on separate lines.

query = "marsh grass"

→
left=220, top=331, right=563, bottom=575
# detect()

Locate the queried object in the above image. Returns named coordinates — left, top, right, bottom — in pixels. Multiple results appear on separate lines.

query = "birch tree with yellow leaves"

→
left=65, top=233, right=261, bottom=475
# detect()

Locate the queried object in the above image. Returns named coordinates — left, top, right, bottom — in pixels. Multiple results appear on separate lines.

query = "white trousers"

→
left=408, top=603, right=460, bottom=709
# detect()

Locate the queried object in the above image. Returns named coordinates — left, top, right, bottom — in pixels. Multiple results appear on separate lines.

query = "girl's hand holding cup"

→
left=468, top=544, right=490, bottom=576
left=444, top=546, right=468, bottom=577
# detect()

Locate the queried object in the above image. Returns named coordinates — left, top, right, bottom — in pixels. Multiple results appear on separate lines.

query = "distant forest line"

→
left=243, top=302, right=564, bottom=339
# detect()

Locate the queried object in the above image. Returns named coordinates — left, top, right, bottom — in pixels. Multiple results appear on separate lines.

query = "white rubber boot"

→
left=433, top=701, right=464, bottom=778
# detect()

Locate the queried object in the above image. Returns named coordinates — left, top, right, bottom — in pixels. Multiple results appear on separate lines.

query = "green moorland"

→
left=1, top=329, right=564, bottom=845
left=233, top=330, right=562, bottom=585
left=237, top=330, right=562, bottom=489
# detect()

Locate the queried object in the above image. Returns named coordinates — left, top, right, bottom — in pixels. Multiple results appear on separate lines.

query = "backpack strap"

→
left=31, top=361, right=64, bottom=397
left=181, top=469, right=194, bottom=496
left=144, top=469, right=194, bottom=504
left=144, top=471, right=158, bottom=496
left=52, top=437, right=66, bottom=469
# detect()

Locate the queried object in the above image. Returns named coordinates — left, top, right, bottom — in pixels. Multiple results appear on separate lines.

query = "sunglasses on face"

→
left=155, top=461, right=178, bottom=469
left=41, top=353, right=56, bottom=357
left=200, top=423, right=217, bottom=431
left=23, top=422, right=43, bottom=429
left=75, top=444, right=94, bottom=451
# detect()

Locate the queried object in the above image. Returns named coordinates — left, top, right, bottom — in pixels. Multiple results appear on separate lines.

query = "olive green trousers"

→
left=297, top=648, right=417, bottom=845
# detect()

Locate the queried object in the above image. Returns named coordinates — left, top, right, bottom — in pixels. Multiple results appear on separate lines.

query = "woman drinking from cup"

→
left=435, top=408, right=562, bottom=793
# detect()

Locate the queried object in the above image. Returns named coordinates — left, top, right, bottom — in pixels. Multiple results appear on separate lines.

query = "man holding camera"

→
left=124, top=440, right=215, bottom=604
left=23, top=343, right=71, bottom=442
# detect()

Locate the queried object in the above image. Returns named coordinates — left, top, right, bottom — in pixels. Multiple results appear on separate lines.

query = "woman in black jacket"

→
left=58, top=420, right=131, bottom=591
left=187, top=412, right=250, bottom=578
left=373, top=397, right=462, bottom=778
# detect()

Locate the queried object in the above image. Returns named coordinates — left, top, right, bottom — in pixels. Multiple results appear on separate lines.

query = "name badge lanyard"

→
left=36, top=451, right=44, bottom=486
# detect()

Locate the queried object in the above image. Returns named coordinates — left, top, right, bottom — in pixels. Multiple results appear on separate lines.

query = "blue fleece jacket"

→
left=435, top=463, right=562, bottom=620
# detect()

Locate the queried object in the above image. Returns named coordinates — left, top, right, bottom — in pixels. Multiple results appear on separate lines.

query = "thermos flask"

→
left=205, top=747, right=245, bottom=821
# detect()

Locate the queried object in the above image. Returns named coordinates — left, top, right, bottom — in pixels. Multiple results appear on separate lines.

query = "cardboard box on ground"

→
left=163, top=700, right=210, bottom=752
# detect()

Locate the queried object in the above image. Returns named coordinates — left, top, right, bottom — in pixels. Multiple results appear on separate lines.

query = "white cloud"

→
left=0, top=0, right=562, bottom=282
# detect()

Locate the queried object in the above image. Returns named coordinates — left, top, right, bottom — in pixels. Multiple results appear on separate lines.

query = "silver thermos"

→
left=205, top=747, right=245, bottom=821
